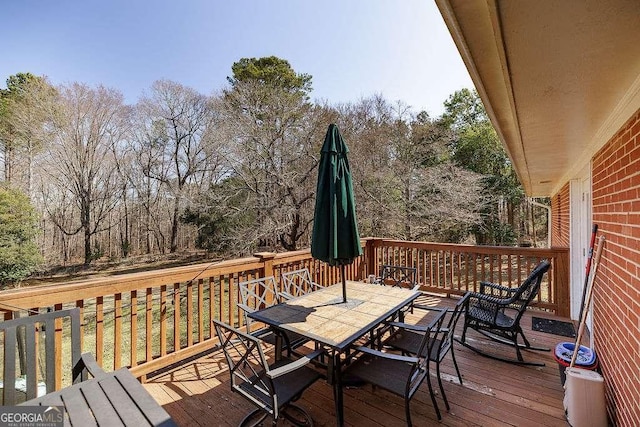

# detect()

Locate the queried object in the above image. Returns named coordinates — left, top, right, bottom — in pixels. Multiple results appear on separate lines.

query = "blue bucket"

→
left=554, top=342, right=597, bottom=366
left=553, top=342, right=598, bottom=385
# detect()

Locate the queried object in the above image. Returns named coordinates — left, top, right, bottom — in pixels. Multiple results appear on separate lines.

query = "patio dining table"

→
left=248, top=280, right=420, bottom=426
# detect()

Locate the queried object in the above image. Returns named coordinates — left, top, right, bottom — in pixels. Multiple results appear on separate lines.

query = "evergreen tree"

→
left=442, top=89, right=524, bottom=245
left=0, top=185, right=42, bottom=286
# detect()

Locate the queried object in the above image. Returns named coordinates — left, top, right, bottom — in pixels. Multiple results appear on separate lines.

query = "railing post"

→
left=554, top=249, right=571, bottom=318
left=364, top=238, right=378, bottom=277
left=255, top=252, right=277, bottom=278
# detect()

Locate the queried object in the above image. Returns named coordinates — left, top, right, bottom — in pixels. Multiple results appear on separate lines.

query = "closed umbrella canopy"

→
left=311, top=124, right=362, bottom=302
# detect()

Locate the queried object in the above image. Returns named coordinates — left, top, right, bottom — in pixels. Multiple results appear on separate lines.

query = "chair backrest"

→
left=379, top=265, right=418, bottom=289
left=0, top=308, right=82, bottom=405
left=212, top=319, right=277, bottom=416
left=432, top=294, right=469, bottom=362
left=281, top=268, right=320, bottom=297
left=407, top=308, right=447, bottom=398
left=238, top=276, right=281, bottom=332
left=508, top=260, right=551, bottom=317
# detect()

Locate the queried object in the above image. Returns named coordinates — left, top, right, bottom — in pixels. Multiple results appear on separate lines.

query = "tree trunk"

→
left=82, top=200, right=92, bottom=265
left=4, top=142, right=13, bottom=182
left=170, top=197, right=180, bottom=253
left=120, top=186, right=130, bottom=258
left=404, top=183, right=411, bottom=239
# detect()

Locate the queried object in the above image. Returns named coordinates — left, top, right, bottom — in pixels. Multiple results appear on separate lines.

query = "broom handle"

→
left=570, top=235, right=605, bottom=367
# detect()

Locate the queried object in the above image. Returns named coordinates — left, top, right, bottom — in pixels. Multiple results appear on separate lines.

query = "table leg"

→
left=331, top=352, right=344, bottom=426
left=274, top=332, right=283, bottom=362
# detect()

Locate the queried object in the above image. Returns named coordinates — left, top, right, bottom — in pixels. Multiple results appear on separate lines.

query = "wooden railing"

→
left=0, top=238, right=568, bottom=387
left=365, top=239, right=569, bottom=315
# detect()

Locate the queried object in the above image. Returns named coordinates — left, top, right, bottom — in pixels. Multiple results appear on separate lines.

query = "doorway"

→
left=569, top=167, right=592, bottom=325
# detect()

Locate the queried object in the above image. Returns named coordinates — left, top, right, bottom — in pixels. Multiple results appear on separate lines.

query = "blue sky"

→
left=1, top=0, right=473, bottom=116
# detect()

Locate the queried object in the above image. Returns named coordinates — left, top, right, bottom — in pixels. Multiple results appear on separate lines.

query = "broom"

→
left=570, top=235, right=605, bottom=367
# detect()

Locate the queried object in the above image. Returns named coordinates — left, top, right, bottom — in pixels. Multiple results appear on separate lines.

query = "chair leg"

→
left=461, top=319, right=469, bottom=343
left=282, top=403, right=314, bottom=427
left=239, top=408, right=269, bottom=427
left=450, top=346, right=463, bottom=385
left=457, top=335, right=545, bottom=367
left=405, top=398, right=413, bottom=427
left=512, top=332, right=525, bottom=362
left=425, top=366, right=442, bottom=421
left=517, top=327, right=549, bottom=352
left=436, top=361, right=450, bottom=411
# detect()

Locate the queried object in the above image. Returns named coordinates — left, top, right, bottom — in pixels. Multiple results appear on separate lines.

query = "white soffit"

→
left=436, top=0, right=640, bottom=197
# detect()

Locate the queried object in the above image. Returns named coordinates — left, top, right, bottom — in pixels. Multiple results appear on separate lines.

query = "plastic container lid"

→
left=565, top=367, right=604, bottom=381
left=554, top=342, right=597, bottom=366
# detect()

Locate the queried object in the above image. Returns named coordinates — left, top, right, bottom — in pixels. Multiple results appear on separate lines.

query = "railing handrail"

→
left=372, top=238, right=568, bottom=256
left=0, top=239, right=569, bottom=311
left=0, top=256, right=265, bottom=311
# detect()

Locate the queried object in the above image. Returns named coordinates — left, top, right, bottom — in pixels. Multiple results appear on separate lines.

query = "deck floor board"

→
left=143, top=295, right=571, bottom=426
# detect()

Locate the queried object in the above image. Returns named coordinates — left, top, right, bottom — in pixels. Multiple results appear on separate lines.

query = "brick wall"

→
left=591, top=108, right=640, bottom=426
left=551, top=183, right=570, bottom=247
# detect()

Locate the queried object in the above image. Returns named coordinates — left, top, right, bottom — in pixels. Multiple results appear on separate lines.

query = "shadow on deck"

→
left=143, top=294, right=571, bottom=426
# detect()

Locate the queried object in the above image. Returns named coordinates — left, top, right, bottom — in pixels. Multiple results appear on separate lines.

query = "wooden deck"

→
left=143, top=294, right=572, bottom=426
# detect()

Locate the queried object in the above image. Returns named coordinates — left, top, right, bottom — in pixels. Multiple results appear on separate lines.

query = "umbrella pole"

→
left=341, top=264, right=347, bottom=303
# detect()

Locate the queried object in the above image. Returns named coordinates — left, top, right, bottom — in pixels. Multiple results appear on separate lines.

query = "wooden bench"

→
left=20, top=356, right=176, bottom=426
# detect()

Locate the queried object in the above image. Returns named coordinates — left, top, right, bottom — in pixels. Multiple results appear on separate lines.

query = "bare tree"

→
left=337, top=96, right=485, bottom=243
left=134, top=80, right=223, bottom=253
left=39, top=83, right=129, bottom=265
left=218, top=79, right=331, bottom=253
left=410, top=163, right=486, bottom=242
left=335, top=95, right=398, bottom=238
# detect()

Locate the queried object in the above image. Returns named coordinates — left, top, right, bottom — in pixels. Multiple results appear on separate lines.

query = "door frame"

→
left=569, top=164, right=592, bottom=322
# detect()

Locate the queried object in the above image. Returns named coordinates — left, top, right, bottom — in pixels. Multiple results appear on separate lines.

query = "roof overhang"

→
left=436, top=0, right=640, bottom=196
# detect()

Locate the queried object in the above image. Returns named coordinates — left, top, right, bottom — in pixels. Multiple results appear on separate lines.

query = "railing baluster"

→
left=443, top=250, right=447, bottom=289
left=96, top=296, right=104, bottom=367
left=54, top=303, right=63, bottom=389
left=160, top=285, right=166, bottom=356
left=228, top=275, right=234, bottom=329
left=450, top=251, right=455, bottom=289
left=464, top=253, right=470, bottom=292
left=198, top=279, right=204, bottom=343
left=76, top=299, right=84, bottom=351
left=173, top=283, right=180, bottom=352
left=456, top=252, right=461, bottom=291
left=492, top=253, right=495, bottom=284
left=209, top=276, right=215, bottom=326
left=145, top=288, right=153, bottom=363
left=218, top=276, right=224, bottom=323
left=114, top=293, right=122, bottom=370
left=187, top=281, right=193, bottom=348
left=130, top=290, right=137, bottom=367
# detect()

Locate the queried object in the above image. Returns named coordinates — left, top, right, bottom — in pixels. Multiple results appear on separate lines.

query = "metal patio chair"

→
left=213, top=319, right=323, bottom=427
left=376, top=265, right=420, bottom=290
left=344, top=309, right=447, bottom=426
left=238, top=276, right=306, bottom=356
left=383, top=293, right=469, bottom=419
left=280, top=268, right=322, bottom=299
left=458, top=259, right=552, bottom=366
left=370, top=265, right=421, bottom=341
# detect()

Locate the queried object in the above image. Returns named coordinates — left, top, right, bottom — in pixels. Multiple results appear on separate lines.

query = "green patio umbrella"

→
left=311, top=124, right=363, bottom=303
